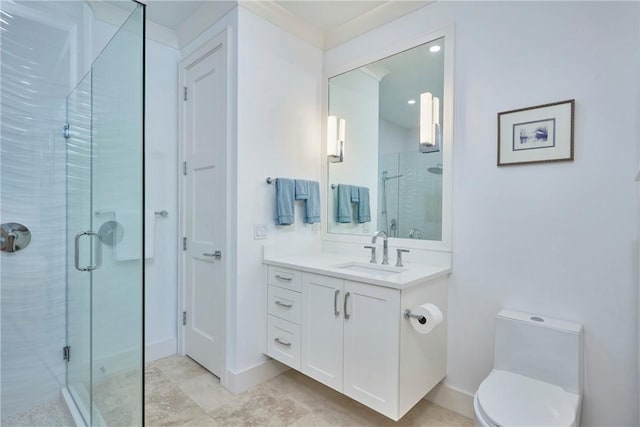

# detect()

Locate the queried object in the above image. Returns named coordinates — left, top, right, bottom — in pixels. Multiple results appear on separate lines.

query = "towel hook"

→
left=266, top=177, right=276, bottom=184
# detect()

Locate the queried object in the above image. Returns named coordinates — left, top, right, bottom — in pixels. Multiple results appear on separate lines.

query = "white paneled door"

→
left=181, top=32, right=227, bottom=378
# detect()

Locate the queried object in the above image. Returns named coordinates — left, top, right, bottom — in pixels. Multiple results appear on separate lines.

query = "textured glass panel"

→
left=90, top=4, right=144, bottom=426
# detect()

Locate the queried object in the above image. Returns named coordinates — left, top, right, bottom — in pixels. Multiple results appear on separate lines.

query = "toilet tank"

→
left=494, top=310, right=583, bottom=395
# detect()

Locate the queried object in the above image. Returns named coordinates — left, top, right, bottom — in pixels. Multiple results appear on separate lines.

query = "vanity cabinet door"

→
left=342, top=280, right=400, bottom=419
left=301, top=273, right=344, bottom=392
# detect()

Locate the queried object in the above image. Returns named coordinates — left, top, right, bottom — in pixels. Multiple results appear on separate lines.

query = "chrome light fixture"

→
left=419, top=92, right=441, bottom=153
left=327, top=115, right=346, bottom=162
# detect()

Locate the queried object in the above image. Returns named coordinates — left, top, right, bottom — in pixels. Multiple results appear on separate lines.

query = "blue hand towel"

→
left=294, top=179, right=309, bottom=200
left=350, top=185, right=360, bottom=203
left=304, top=181, right=321, bottom=224
left=357, top=186, right=371, bottom=223
left=336, top=184, right=353, bottom=223
left=275, top=178, right=295, bottom=225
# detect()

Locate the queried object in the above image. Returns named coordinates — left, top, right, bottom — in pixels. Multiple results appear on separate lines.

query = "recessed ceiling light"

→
left=408, top=99, right=416, bottom=105
left=429, top=45, right=441, bottom=53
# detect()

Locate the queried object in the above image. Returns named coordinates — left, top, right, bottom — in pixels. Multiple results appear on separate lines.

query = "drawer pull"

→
left=275, top=300, right=293, bottom=309
left=275, top=274, right=293, bottom=281
left=274, top=337, right=292, bottom=347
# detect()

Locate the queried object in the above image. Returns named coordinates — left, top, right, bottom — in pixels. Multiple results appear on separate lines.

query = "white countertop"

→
left=263, top=252, right=450, bottom=290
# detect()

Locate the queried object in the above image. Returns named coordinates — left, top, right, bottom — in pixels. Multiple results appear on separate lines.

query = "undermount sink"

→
left=334, top=262, right=406, bottom=277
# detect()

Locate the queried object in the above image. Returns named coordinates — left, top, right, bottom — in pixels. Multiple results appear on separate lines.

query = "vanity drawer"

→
left=267, top=315, right=300, bottom=370
left=268, top=285, right=302, bottom=324
left=267, top=266, right=302, bottom=291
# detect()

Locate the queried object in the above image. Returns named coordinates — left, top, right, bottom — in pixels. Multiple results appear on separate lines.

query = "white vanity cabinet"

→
left=301, top=273, right=400, bottom=416
left=266, top=266, right=303, bottom=369
left=265, top=261, right=449, bottom=421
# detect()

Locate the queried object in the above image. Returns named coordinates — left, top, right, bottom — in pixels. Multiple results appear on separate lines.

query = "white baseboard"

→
left=145, top=337, right=177, bottom=363
left=223, top=359, right=290, bottom=394
left=425, top=382, right=474, bottom=419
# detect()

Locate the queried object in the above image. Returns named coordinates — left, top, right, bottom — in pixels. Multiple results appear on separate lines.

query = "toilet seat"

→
left=476, top=369, right=578, bottom=427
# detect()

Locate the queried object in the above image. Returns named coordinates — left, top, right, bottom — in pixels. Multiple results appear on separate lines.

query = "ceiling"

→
left=105, top=0, right=431, bottom=50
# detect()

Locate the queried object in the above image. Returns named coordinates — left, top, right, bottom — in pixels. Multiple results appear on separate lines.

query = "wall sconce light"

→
left=327, top=115, right=346, bottom=163
left=419, top=92, right=441, bottom=153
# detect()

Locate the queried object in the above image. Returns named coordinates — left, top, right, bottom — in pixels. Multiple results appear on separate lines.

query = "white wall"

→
left=233, top=6, right=322, bottom=374
left=144, top=39, right=180, bottom=361
left=325, top=2, right=639, bottom=425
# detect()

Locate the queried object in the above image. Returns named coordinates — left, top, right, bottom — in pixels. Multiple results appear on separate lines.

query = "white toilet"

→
left=474, top=310, right=583, bottom=427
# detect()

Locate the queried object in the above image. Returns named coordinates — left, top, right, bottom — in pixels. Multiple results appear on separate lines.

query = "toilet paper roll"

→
left=409, top=303, right=443, bottom=334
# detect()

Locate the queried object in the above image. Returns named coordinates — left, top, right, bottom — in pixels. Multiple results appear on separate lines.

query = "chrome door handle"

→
left=89, top=231, right=102, bottom=271
left=334, top=289, right=340, bottom=316
left=75, top=232, right=89, bottom=271
left=275, top=300, right=292, bottom=309
left=344, top=292, right=350, bottom=320
left=203, top=250, right=222, bottom=260
left=274, top=338, right=291, bottom=347
left=74, top=231, right=102, bottom=272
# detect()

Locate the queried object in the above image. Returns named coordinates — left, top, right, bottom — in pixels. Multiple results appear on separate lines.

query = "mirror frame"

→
left=321, top=26, right=455, bottom=252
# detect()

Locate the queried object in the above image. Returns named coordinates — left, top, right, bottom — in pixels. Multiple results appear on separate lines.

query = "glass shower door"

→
left=66, top=71, right=93, bottom=425
left=90, top=6, right=144, bottom=425
left=65, top=4, right=144, bottom=426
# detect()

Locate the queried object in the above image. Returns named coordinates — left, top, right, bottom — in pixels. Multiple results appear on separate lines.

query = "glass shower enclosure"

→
left=1, top=2, right=145, bottom=425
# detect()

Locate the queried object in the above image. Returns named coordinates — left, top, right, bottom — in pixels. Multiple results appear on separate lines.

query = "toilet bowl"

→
left=473, top=310, right=583, bottom=427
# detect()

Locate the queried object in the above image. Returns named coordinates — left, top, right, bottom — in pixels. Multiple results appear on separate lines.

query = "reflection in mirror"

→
left=327, top=37, right=445, bottom=241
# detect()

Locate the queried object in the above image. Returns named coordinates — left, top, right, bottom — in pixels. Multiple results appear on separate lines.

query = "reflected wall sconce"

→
left=327, top=115, right=346, bottom=163
left=419, top=92, right=441, bottom=153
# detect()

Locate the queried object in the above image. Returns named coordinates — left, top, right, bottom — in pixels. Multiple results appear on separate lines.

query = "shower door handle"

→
left=74, top=231, right=103, bottom=272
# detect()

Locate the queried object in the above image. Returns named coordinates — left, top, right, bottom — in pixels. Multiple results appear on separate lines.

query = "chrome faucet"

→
left=371, top=231, right=389, bottom=265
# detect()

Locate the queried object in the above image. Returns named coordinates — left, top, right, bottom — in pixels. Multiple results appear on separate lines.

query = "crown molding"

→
left=239, top=0, right=432, bottom=51
left=325, top=1, right=433, bottom=49
left=88, top=1, right=179, bottom=49
left=175, top=1, right=236, bottom=49
left=238, top=1, right=324, bottom=49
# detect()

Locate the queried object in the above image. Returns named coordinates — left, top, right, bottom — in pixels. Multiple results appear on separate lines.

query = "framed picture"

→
left=498, top=99, right=574, bottom=166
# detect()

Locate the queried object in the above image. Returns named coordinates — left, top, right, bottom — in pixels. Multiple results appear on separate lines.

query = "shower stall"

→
left=1, top=1, right=145, bottom=425
left=378, top=150, right=443, bottom=240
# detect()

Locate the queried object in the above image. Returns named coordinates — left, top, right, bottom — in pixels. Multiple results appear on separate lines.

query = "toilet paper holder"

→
left=403, top=309, right=427, bottom=325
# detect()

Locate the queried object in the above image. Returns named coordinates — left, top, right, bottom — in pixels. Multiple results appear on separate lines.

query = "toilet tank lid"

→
left=497, top=310, right=582, bottom=334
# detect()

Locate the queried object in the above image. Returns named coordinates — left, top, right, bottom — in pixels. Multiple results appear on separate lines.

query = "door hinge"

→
left=63, top=345, right=71, bottom=362
left=183, top=86, right=187, bottom=101
left=183, top=161, right=187, bottom=176
left=182, top=311, right=187, bottom=326
left=183, top=237, right=187, bottom=251
left=63, top=124, right=70, bottom=139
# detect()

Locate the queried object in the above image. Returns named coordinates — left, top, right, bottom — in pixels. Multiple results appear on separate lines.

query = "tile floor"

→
left=2, top=355, right=473, bottom=426
left=145, top=355, right=473, bottom=427
left=1, top=396, right=75, bottom=427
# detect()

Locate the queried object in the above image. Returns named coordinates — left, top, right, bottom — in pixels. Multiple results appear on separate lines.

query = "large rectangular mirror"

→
left=326, top=33, right=452, bottom=249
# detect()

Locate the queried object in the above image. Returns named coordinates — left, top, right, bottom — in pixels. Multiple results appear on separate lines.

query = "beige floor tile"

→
left=1, top=396, right=75, bottom=427
left=207, top=385, right=309, bottom=427
left=178, top=373, right=236, bottom=412
left=145, top=357, right=473, bottom=427
left=152, top=355, right=209, bottom=383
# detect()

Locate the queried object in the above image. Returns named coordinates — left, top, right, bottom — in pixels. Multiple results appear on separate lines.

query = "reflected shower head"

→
left=427, top=164, right=443, bottom=175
